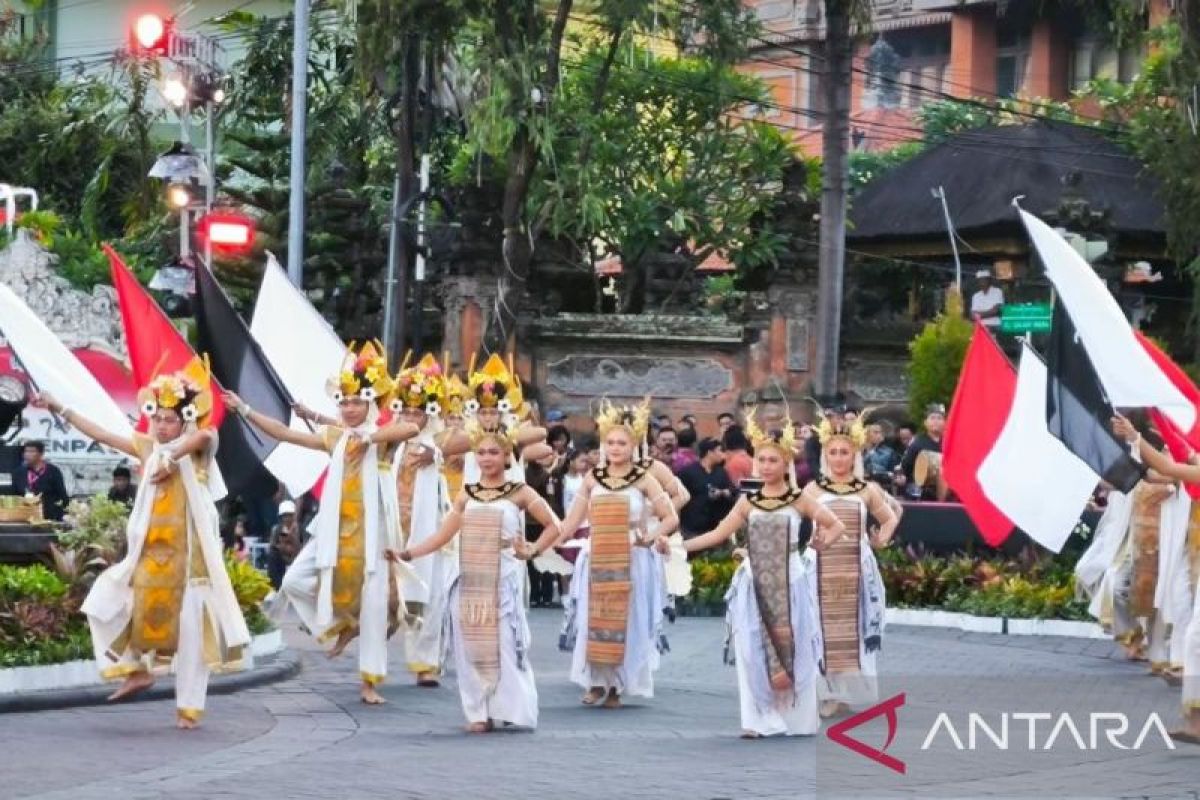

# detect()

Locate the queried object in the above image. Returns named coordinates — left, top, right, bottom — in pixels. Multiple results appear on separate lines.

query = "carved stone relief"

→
left=546, top=355, right=734, bottom=399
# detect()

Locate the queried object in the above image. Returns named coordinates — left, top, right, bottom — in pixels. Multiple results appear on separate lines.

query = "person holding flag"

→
left=1112, top=413, right=1200, bottom=746
left=34, top=359, right=250, bottom=729
left=225, top=341, right=420, bottom=705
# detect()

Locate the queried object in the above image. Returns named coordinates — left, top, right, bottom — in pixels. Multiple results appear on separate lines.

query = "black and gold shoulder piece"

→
left=747, top=488, right=803, bottom=511
left=592, top=464, right=648, bottom=491
left=465, top=481, right=524, bottom=503
left=815, top=475, right=868, bottom=496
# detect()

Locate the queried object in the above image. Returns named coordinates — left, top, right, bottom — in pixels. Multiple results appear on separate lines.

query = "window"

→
left=1071, top=37, right=1144, bottom=89
left=805, top=56, right=826, bottom=127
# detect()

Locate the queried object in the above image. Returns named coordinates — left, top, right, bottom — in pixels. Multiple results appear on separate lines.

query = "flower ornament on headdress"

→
left=327, top=340, right=395, bottom=408
left=466, top=353, right=525, bottom=418
left=137, top=356, right=215, bottom=428
left=594, top=397, right=652, bottom=443
left=391, top=352, right=447, bottom=417
left=464, top=417, right=521, bottom=452
left=743, top=406, right=798, bottom=456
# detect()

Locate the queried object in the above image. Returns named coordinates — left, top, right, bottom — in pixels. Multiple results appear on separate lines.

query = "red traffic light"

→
left=198, top=212, right=256, bottom=254
left=130, top=13, right=170, bottom=56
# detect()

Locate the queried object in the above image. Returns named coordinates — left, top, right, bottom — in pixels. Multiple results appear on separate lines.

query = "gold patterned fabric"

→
left=587, top=493, right=632, bottom=667
left=1130, top=482, right=1170, bottom=617
left=1187, top=501, right=1200, bottom=586
left=323, top=426, right=369, bottom=633
left=819, top=497, right=863, bottom=675
left=459, top=506, right=503, bottom=692
left=746, top=512, right=794, bottom=690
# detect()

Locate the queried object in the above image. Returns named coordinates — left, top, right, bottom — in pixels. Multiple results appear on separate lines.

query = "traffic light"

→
left=130, top=12, right=171, bottom=57
left=197, top=211, right=256, bottom=255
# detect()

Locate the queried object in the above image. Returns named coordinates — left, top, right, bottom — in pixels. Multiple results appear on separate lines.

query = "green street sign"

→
left=999, top=303, right=1052, bottom=334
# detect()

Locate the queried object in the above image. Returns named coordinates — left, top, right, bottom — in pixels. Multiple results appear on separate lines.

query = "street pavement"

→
left=1, top=610, right=1197, bottom=800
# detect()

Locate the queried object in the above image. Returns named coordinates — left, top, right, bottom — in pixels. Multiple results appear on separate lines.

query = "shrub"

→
left=224, top=553, right=274, bottom=635
left=906, top=288, right=973, bottom=423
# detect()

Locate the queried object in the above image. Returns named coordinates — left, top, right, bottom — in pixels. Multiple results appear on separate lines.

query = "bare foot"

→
left=176, top=715, right=200, bottom=730
left=603, top=689, right=622, bottom=709
left=740, top=730, right=763, bottom=739
left=581, top=687, right=605, bottom=706
left=1163, top=668, right=1184, bottom=687
left=107, top=671, right=155, bottom=702
left=327, top=628, right=356, bottom=659
left=360, top=684, right=387, bottom=705
left=1169, top=728, right=1200, bottom=746
left=416, top=671, right=440, bottom=688
left=466, top=721, right=493, bottom=734
left=820, top=701, right=850, bottom=719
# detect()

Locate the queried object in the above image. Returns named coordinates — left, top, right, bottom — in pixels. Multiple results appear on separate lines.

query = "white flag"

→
left=1020, top=208, right=1194, bottom=432
left=976, top=344, right=1098, bottom=552
left=251, top=254, right=346, bottom=496
left=0, top=284, right=132, bottom=437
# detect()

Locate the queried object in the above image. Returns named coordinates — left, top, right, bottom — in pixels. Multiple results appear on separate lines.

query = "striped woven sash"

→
left=746, top=513, right=794, bottom=691
left=587, top=493, right=632, bottom=667
left=459, top=507, right=502, bottom=692
left=819, top=498, right=863, bottom=675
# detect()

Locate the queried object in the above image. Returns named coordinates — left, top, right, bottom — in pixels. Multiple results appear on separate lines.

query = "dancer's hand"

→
left=384, top=548, right=400, bottom=563
left=30, top=391, right=60, bottom=413
left=405, top=446, right=435, bottom=469
left=222, top=390, right=247, bottom=414
left=292, top=402, right=317, bottom=423
left=654, top=535, right=670, bottom=555
left=1111, top=414, right=1138, bottom=444
left=513, top=540, right=534, bottom=561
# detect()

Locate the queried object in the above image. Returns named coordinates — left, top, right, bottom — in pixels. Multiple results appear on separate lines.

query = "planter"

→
left=1004, top=617, right=1106, bottom=639
left=886, top=607, right=1004, bottom=634
left=0, top=630, right=285, bottom=695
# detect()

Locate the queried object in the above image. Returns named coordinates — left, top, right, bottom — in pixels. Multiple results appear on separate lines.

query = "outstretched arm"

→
left=34, top=393, right=136, bottom=457
left=396, top=492, right=466, bottom=561
left=1114, top=414, right=1200, bottom=483
left=224, top=391, right=326, bottom=450
left=438, top=429, right=470, bottom=457
left=370, top=421, right=420, bottom=445
left=684, top=497, right=749, bottom=553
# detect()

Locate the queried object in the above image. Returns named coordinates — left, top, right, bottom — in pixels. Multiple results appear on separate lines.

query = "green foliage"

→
left=224, top=553, right=274, bottom=635
left=0, top=564, right=68, bottom=603
left=848, top=141, right=922, bottom=192
left=906, top=290, right=972, bottom=422
left=688, top=553, right=739, bottom=605
left=0, top=563, right=91, bottom=667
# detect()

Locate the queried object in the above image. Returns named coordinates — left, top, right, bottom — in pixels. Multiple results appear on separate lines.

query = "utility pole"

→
left=286, top=0, right=309, bottom=287
left=932, top=185, right=962, bottom=292
left=411, top=46, right=437, bottom=354
left=383, top=35, right=422, bottom=366
left=813, top=0, right=853, bottom=401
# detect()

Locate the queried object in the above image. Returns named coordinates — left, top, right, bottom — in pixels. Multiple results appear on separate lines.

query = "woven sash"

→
left=587, top=493, right=632, bottom=667
left=746, top=513, right=794, bottom=691
left=459, top=507, right=502, bottom=692
left=1130, top=484, right=1167, bottom=617
left=819, top=498, right=863, bottom=675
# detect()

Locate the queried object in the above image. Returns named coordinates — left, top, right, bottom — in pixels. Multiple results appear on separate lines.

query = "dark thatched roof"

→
left=847, top=121, right=1165, bottom=244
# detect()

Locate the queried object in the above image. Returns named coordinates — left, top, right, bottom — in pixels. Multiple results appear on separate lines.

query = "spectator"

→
left=524, top=460, right=559, bottom=607
left=842, top=406, right=859, bottom=423
left=547, top=424, right=572, bottom=456
left=717, top=412, right=736, bottom=434
left=899, top=404, right=947, bottom=499
left=223, top=515, right=249, bottom=558
left=677, top=438, right=735, bottom=540
left=722, top=424, right=754, bottom=488
left=268, top=500, right=305, bottom=589
left=12, top=441, right=68, bottom=521
left=655, top=426, right=679, bottom=465
left=805, top=408, right=841, bottom=479
left=548, top=448, right=591, bottom=594
left=970, top=269, right=1004, bottom=328
left=545, top=409, right=566, bottom=425
left=862, top=423, right=899, bottom=484
left=894, top=422, right=916, bottom=454
left=678, top=414, right=697, bottom=434
left=106, top=465, right=136, bottom=506
left=673, top=426, right=699, bottom=473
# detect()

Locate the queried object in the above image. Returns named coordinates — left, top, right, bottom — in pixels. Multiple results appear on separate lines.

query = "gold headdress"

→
left=327, top=340, right=395, bottom=408
left=444, top=371, right=468, bottom=417
left=815, top=406, right=869, bottom=449
left=743, top=405, right=798, bottom=456
left=464, top=417, right=521, bottom=452
left=391, top=352, right=447, bottom=416
left=594, top=397, right=651, bottom=442
left=465, top=353, right=524, bottom=417
left=137, top=356, right=214, bottom=428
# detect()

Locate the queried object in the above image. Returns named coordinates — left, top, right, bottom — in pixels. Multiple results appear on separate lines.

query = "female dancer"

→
left=35, top=359, right=250, bottom=729
left=393, top=419, right=561, bottom=732
left=684, top=410, right=843, bottom=737
left=226, top=341, right=419, bottom=705
left=558, top=400, right=678, bottom=708
left=803, top=412, right=899, bottom=719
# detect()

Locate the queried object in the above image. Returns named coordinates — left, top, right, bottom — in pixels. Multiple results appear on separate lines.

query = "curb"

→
left=886, top=607, right=1107, bottom=639
left=0, top=652, right=302, bottom=714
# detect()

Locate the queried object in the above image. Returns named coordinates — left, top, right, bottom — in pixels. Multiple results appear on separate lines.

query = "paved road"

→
left=1, top=611, right=1196, bottom=800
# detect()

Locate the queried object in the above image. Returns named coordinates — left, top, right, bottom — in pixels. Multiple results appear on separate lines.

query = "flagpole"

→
left=933, top=185, right=962, bottom=292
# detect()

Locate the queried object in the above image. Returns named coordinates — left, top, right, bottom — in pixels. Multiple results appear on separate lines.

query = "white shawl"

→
left=1075, top=491, right=1132, bottom=610
left=389, top=420, right=450, bottom=604
left=1156, top=489, right=1194, bottom=629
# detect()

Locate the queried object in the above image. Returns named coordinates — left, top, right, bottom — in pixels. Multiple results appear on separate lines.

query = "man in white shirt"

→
left=970, top=269, right=1004, bottom=328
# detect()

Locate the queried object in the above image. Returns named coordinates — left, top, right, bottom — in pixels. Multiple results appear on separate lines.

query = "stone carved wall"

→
left=546, top=355, right=734, bottom=399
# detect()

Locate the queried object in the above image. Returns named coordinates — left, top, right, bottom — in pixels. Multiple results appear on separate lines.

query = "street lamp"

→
left=149, top=141, right=211, bottom=259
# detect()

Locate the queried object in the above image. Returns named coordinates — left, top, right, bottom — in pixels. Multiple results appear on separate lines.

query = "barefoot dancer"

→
left=558, top=399, right=678, bottom=709
left=228, top=341, right=418, bottom=705
left=685, top=409, right=843, bottom=738
left=392, top=419, right=562, bottom=732
left=36, top=359, right=250, bottom=729
left=803, top=411, right=899, bottom=720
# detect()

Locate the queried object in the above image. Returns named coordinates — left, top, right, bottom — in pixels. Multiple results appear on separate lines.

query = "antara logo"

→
left=921, top=712, right=1177, bottom=751
left=826, top=693, right=907, bottom=774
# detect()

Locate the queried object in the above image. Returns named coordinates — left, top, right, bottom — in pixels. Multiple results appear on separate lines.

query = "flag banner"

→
left=0, top=285, right=132, bottom=436
left=195, top=262, right=298, bottom=497
left=977, top=344, right=1101, bottom=553
left=251, top=253, right=344, bottom=496
left=1045, top=302, right=1144, bottom=493
left=1019, top=208, right=1194, bottom=432
left=1136, top=331, right=1200, bottom=449
left=1149, top=409, right=1200, bottom=500
left=941, top=322, right=1017, bottom=547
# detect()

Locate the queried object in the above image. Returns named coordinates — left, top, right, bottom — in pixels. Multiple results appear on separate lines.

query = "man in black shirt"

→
left=899, top=404, right=946, bottom=500
left=12, top=441, right=69, bottom=521
left=106, top=465, right=135, bottom=506
left=677, top=438, right=736, bottom=539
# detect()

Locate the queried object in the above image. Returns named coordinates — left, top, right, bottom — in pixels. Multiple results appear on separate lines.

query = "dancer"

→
left=392, top=419, right=562, bottom=732
left=442, top=367, right=470, bottom=499
left=558, top=399, right=678, bottom=708
left=460, top=353, right=551, bottom=483
left=35, top=359, right=250, bottom=729
left=228, top=341, right=419, bottom=704
left=803, top=411, right=899, bottom=719
left=1113, top=413, right=1200, bottom=745
left=684, top=409, right=844, bottom=738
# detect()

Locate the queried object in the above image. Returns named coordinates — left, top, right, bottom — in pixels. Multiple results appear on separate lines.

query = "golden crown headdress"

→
left=815, top=404, right=870, bottom=449
left=595, top=397, right=651, bottom=442
left=137, top=356, right=214, bottom=428
left=465, top=353, right=524, bottom=416
left=444, top=367, right=468, bottom=417
left=327, top=340, right=395, bottom=407
left=464, top=417, right=521, bottom=452
left=743, top=405, right=797, bottom=456
left=391, top=352, right=447, bottom=415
